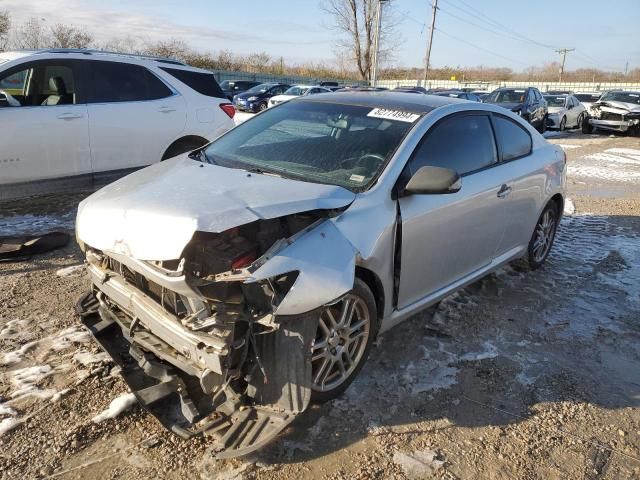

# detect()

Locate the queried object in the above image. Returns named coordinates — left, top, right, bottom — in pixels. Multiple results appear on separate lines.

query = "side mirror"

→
left=0, top=92, right=8, bottom=108
left=404, top=166, right=461, bottom=195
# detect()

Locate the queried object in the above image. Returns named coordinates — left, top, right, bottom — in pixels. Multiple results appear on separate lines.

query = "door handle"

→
left=497, top=184, right=512, bottom=198
left=158, top=106, right=176, bottom=113
left=56, top=113, right=84, bottom=121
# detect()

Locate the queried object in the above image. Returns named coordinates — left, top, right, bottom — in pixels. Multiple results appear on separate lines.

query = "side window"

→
left=493, top=115, right=532, bottom=161
left=409, top=114, right=497, bottom=176
left=0, top=66, right=31, bottom=106
left=0, top=62, right=78, bottom=107
left=89, top=61, right=171, bottom=103
left=159, top=67, right=225, bottom=99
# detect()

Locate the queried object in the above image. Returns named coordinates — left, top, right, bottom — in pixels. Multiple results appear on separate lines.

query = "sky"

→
left=3, top=0, right=639, bottom=72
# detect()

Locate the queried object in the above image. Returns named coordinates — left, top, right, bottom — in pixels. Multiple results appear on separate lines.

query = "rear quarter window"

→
left=160, top=67, right=226, bottom=99
left=493, top=115, right=532, bottom=161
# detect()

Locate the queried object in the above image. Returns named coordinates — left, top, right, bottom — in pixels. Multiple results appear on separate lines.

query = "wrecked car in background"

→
left=583, top=90, right=640, bottom=135
left=75, top=92, right=566, bottom=457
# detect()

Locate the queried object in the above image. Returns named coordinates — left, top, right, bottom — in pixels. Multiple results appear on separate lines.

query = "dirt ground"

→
left=1, top=129, right=639, bottom=480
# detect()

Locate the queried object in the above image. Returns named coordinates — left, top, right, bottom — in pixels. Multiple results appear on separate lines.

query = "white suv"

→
left=0, top=49, right=235, bottom=200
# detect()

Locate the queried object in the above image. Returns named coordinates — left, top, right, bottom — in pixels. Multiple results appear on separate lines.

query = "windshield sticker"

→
left=367, top=108, right=420, bottom=123
left=349, top=174, right=365, bottom=183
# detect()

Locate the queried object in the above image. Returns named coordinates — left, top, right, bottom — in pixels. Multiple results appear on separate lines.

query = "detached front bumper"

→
left=77, top=249, right=318, bottom=458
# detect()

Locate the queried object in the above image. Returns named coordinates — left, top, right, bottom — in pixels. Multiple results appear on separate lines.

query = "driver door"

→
left=397, top=113, right=510, bottom=308
left=0, top=59, right=91, bottom=186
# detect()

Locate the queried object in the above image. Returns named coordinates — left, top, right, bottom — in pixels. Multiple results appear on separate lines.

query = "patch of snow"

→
left=50, top=389, right=72, bottom=403
left=0, top=319, right=30, bottom=339
left=0, top=404, right=17, bottom=416
left=73, top=350, right=110, bottom=366
left=9, top=364, right=54, bottom=399
left=460, top=341, right=499, bottom=361
left=0, top=340, right=38, bottom=366
left=556, top=144, right=582, bottom=150
left=543, top=131, right=562, bottom=138
left=55, top=264, right=86, bottom=277
left=50, top=326, right=91, bottom=351
left=393, top=449, right=444, bottom=479
left=605, top=147, right=640, bottom=161
left=0, top=417, right=19, bottom=437
left=92, top=392, right=137, bottom=423
left=564, top=197, right=576, bottom=215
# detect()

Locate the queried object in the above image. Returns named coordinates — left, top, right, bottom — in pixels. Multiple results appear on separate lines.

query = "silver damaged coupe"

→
left=75, top=92, right=566, bottom=457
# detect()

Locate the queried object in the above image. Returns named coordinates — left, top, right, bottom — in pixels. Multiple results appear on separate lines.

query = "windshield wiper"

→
left=244, top=167, right=282, bottom=177
left=188, top=149, right=217, bottom=165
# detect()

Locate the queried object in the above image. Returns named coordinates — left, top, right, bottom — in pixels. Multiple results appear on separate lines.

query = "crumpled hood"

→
left=76, top=155, right=356, bottom=260
left=593, top=101, right=640, bottom=113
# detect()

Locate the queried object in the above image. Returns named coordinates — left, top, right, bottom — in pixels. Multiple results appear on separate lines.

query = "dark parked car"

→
left=484, top=87, right=548, bottom=132
left=233, top=83, right=290, bottom=112
left=219, top=80, right=260, bottom=101
left=396, top=85, right=428, bottom=94
left=546, top=90, right=573, bottom=95
left=432, top=90, right=481, bottom=101
left=393, top=87, right=426, bottom=94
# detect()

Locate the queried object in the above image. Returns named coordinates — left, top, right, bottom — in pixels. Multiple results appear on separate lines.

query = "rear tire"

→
left=310, top=278, right=378, bottom=404
left=525, top=202, right=559, bottom=270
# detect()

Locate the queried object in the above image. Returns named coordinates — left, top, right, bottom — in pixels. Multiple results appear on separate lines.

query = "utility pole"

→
left=423, top=0, right=439, bottom=85
left=555, top=48, right=574, bottom=82
left=625, top=61, right=629, bottom=75
left=370, top=0, right=387, bottom=87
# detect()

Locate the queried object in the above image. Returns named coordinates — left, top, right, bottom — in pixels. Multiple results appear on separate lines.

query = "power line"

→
left=434, top=27, right=529, bottom=67
left=449, top=0, right=558, bottom=50
left=438, top=4, right=558, bottom=51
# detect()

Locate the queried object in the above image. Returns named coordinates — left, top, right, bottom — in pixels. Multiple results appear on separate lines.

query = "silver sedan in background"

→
left=75, top=92, right=566, bottom=457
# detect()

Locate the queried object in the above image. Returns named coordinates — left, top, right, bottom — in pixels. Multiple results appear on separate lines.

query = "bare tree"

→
left=49, top=24, right=93, bottom=49
left=13, top=17, right=49, bottom=49
left=0, top=11, right=10, bottom=51
left=320, top=0, right=400, bottom=80
left=144, top=38, right=190, bottom=60
left=101, top=36, right=143, bottom=54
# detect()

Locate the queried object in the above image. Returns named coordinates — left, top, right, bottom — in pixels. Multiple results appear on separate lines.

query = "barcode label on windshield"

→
left=367, top=108, right=420, bottom=123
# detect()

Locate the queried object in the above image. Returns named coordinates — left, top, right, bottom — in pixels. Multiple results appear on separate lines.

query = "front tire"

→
left=582, top=116, right=593, bottom=134
left=525, top=202, right=559, bottom=270
left=537, top=115, right=547, bottom=133
left=559, top=116, right=566, bottom=131
left=258, top=102, right=268, bottom=112
left=310, top=278, right=377, bottom=403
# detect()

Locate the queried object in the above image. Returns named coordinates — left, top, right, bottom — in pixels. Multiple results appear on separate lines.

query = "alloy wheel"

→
left=311, top=293, right=371, bottom=392
left=532, top=209, right=557, bottom=263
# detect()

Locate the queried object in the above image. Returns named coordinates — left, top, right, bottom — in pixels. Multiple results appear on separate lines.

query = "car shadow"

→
left=251, top=213, right=640, bottom=464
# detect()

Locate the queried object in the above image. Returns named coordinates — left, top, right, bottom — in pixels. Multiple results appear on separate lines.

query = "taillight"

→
left=219, top=103, right=235, bottom=119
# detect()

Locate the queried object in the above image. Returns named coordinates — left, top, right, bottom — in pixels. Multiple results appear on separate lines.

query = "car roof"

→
left=298, top=91, right=466, bottom=113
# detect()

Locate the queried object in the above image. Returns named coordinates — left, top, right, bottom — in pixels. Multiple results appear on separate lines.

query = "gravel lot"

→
left=1, top=129, right=639, bottom=479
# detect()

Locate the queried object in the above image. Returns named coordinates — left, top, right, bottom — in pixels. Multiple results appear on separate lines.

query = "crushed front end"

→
left=76, top=212, right=348, bottom=458
left=588, top=102, right=640, bottom=133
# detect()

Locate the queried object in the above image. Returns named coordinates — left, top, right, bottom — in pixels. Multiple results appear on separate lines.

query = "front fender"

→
left=249, top=220, right=357, bottom=315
